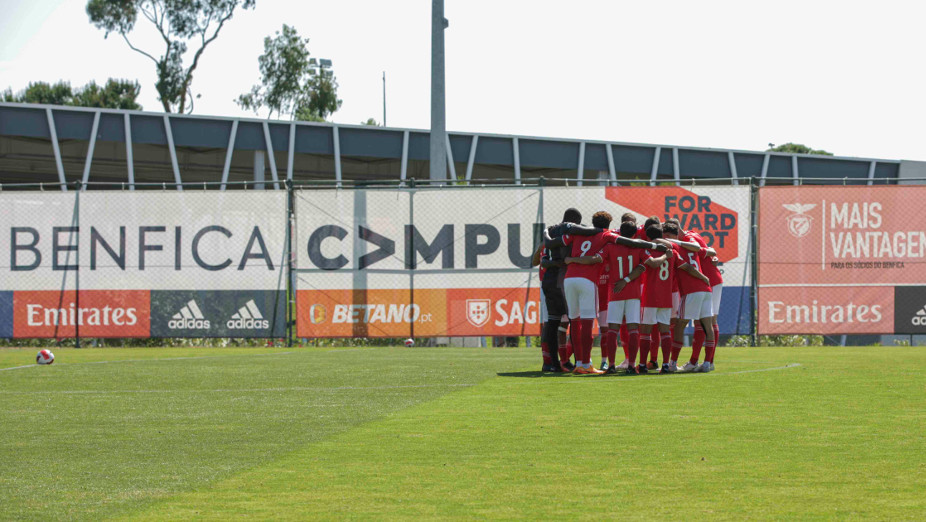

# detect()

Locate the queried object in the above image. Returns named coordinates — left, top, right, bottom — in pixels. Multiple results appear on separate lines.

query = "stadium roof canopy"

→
left=0, top=102, right=920, bottom=189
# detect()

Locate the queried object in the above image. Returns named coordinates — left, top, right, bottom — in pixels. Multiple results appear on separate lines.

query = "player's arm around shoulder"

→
left=565, top=254, right=603, bottom=265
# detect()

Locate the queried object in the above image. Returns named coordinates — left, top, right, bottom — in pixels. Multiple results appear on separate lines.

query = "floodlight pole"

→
left=429, top=0, right=448, bottom=185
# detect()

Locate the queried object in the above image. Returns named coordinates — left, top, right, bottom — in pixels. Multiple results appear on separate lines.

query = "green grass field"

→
left=1, top=345, right=923, bottom=520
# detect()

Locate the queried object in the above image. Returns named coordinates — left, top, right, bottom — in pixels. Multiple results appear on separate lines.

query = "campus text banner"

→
left=758, top=186, right=926, bottom=334
left=294, top=185, right=752, bottom=337
left=0, top=191, right=287, bottom=338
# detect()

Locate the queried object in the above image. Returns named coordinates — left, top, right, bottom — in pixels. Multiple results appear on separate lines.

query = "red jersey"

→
left=642, top=246, right=683, bottom=308
left=598, top=242, right=650, bottom=301
left=634, top=226, right=647, bottom=241
left=563, top=230, right=614, bottom=282
left=676, top=245, right=712, bottom=295
left=683, top=231, right=723, bottom=286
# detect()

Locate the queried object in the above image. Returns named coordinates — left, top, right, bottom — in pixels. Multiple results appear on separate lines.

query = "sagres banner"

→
left=544, top=186, right=753, bottom=334
left=758, top=186, right=926, bottom=334
left=294, top=185, right=752, bottom=338
left=294, top=188, right=543, bottom=337
left=0, top=191, right=287, bottom=338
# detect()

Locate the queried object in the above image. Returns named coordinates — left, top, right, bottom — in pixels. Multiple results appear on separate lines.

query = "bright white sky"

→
left=1, top=0, right=924, bottom=161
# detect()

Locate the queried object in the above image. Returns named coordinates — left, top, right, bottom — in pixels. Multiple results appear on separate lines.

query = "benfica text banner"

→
left=758, top=186, right=926, bottom=335
left=0, top=191, right=287, bottom=338
left=294, top=186, right=752, bottom=337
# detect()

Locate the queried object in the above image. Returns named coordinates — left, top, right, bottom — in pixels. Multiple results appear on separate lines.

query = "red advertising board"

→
left=758, top=186, right=926, bottom=334
left=13, top=290, right=151, bottom=338
left=296, top=287, right=540, bottom=338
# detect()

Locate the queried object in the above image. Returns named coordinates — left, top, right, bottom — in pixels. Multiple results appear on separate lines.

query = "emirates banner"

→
left=294, top=186, right=752, bottom=338
left=758, top=186, right=926, bottom=334
left=0, top=191, right=287, bottom=338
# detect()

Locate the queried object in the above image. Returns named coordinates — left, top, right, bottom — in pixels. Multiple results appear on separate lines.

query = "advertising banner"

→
left=0, top=191, right=287, bottom=338
left=758, top=186, right=926, bottom=334
left=294, top=186, right=752, bottom=337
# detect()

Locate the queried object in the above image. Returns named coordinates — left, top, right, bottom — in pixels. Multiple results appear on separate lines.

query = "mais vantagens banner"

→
left=0, top=192, right=287, bottom=338
left=758, top=186, right=926, bottom=335
left=294, top=186, right=753, bottom=338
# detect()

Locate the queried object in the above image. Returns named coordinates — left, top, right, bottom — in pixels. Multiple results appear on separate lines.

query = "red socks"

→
left=626, top=325, right=640, bottom=366
left=640, top=334, right=651, bottom=365
left=541, top=341, right=552, bottom=365
left=660, top=332, right=672, bottom=363
left=671, top=340, right=683, bottom=361
left=579, top=319, right=595, bottom=364
left=606, top=330, right=619, bottom=366
left=710, top=323, right=720, bottom=363
left=705, top=338, right=716, bottom=364
left=693, top=322, right=705, bottom=353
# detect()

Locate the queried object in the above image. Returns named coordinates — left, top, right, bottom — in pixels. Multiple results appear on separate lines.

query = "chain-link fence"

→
left=2, top=178, right=923, bottom=346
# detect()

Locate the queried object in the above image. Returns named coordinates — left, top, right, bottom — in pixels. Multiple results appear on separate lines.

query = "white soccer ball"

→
left=404, top=338, right=415, bottom=348
left=36, top=349, right=55, bottom=365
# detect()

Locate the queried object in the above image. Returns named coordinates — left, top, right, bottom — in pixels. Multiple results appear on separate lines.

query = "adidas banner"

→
left=758, top=186, right=926, bottom=334
left=0, top=191, right=287, bottom=338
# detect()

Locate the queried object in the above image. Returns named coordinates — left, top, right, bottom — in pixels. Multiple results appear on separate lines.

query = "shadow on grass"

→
left=496, top=371, right=555, bottom=378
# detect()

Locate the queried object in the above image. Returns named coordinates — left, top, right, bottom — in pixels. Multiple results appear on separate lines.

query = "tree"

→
left=767, top=142, right=833, bottom=156
left=237, top=24, right=342, bottom=122
left=86, top=0, right=256, bottom=113
left=2, top=79, right=142, bottom=110
left=237, top=24, right=310, bottom=119
left=361, top=118, right=380, bottom=126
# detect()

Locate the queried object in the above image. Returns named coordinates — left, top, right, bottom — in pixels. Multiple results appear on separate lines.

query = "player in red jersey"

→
left=599, top=221, right=663, bottom=374
left=553, top=213, right=666, bottom=374
left=672, top=222, right=722, bottom=372
left=640, top=224, right=696, bottom=373
left=558, top=211, right=617, bottom=374
left=663, top=222, right=714, bottom=372
left=596, top=253, right=613, bottom=371
left=683, top=232, right=723, bottom=372
left=635, top=216, right=661, bottom=368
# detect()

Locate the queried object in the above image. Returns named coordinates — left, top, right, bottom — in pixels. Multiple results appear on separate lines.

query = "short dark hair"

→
left=665, top=217, right=680, bottom=227
left=563, top=208, right=582, bottom=224
left=591, top=211, right=612, bottom=229
left=621, top=212, right=637, bottom=224
left=645, top=224, right=663, bottom=240
left=663, top=222, right=680, bottom=237
left=643, top=215, right=660, bottom=230
left=619, top=221, right=637, bottom=238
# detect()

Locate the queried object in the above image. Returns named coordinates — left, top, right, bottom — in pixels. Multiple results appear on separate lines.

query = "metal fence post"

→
left=750, top=176, right=758, bottom=347
left=74, top=180, right=81, bottom=348
left=286, top=179, right=294, bottom=348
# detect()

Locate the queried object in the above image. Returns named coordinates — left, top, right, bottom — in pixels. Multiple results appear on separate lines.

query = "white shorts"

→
left=598, top=310, right=609, bottom=333
left=680, top=291, right=713, bottom=321
left=564, top=277, right=598, bottom=319
left=607, top=299, right=641, bottom=325
left=642, top=307, right=672, bottom=326
left=711, top=284, right=723, bottom=317
left=671, top=291, right=680, bottom=319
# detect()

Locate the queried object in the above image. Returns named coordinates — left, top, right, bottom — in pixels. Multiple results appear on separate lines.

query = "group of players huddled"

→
left=532, top=208, right=723, bottom=375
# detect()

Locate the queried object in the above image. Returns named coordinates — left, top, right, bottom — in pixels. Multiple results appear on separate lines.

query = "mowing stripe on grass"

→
left=0, top=383, right=478, bottom=395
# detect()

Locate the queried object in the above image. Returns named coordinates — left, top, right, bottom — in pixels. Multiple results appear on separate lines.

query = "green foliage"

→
left=237, top=24, right=310, bottom=118
left=361, top=117, right=380, bottom=126
left=2, top=79, right=142, bottom=109
left=767, top=142, right=834, bottom=156
left=238, top=24, right=341, bottom=122
left=86, top=0, right=256, bottom=113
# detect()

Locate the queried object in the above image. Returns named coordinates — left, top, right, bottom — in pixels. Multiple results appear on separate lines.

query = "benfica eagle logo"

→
left=783, top=203, right=816, bottom=238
